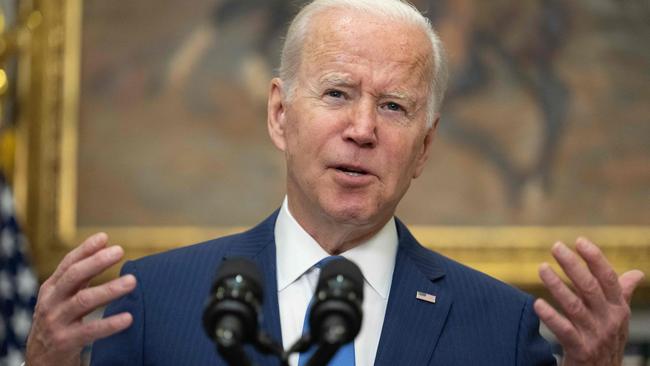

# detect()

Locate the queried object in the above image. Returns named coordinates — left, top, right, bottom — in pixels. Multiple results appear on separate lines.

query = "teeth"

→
left=336, top=167, right=366, bottom=176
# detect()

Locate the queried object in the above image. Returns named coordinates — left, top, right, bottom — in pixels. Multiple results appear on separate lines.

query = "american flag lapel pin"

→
left=416, top=291, right=437, bottom=304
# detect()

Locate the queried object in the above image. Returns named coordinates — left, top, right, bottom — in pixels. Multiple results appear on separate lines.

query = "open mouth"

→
left=335, top=165, right=369, bottom=177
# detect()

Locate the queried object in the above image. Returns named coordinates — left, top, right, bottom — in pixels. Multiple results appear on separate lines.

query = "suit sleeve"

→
left=516, top=296, right=557, bottom=366
left=90, top=261, right=144, bottom=366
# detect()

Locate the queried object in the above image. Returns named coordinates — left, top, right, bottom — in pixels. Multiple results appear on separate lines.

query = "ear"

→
left=267, top=78, right=288, bottom=152
left=413, top=114, right=440, bottom=178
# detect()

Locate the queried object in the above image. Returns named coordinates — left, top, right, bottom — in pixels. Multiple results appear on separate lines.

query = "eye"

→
left=383, top=101, right=405, bottom=112
left=325, top=89, right=345, bottom=99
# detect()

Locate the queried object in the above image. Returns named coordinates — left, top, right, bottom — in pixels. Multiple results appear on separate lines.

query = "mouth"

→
left=334, top=164, right=371, bottom=177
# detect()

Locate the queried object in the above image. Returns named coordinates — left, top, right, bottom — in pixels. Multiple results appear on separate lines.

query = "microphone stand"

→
left=214, top=330, right=345, bottom=366
left=302, top=319, right=350, bottom=366
left=216, top=344, right=253, bottom=366
left=255, top=331, right=291, bottom=366
left=282, top=328, right=347, bottom=366
left=304, top=343, right=343, bottom=366
left=212, top=319, right=253, bottom=366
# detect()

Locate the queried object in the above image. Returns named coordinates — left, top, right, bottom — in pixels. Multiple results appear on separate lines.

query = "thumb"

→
left=619, top=270, right=645, bottom=303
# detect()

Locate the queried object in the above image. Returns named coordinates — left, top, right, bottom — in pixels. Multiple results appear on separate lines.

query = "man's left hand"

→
left=534, top=237, right=645, bottom=366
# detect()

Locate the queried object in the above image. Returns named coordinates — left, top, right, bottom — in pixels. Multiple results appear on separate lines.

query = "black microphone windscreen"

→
left=214, top=257, right=263, bottom=299
left=310, top=257, right=365, bottom=346
left=318, top=257, right=364, bottom=298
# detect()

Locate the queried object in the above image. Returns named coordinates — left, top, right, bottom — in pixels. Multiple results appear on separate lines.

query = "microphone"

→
left=306, top=257, right=364, bottom=366
left=203, top=257, right=263, bottom=366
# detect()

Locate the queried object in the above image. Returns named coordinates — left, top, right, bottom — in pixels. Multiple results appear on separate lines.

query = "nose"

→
left=342, top=99, right=377, bottom=148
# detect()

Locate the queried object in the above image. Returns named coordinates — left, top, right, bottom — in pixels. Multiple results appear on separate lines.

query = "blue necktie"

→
left=297, top=256, right=355, bottom=366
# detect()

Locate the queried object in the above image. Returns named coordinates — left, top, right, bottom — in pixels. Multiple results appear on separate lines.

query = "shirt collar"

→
left=275, top=197, right=398, bottom=299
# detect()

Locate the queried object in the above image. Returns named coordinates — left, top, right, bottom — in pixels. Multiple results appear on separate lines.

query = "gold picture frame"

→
left=15, top=0, right=649, bottom=304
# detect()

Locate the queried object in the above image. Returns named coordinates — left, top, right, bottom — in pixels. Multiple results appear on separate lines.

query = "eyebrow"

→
left=318, top=73, right=356, bottom=87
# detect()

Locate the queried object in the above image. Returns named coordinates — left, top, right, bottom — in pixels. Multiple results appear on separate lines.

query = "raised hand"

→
left=25, top=233, right=137, bottom=366
left=534, top=237, right=645, bottom=366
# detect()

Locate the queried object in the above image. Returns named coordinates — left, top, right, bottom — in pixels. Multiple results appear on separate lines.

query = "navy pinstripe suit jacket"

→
left=91, top=210, right=556, bottom=365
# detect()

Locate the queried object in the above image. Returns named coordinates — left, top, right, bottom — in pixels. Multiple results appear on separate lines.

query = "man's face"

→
left=268, top=9, right=438, bottom=231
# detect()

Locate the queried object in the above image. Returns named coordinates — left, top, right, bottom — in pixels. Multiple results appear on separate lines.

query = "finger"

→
left=575, top=237, right=622, bottom=303
left=533, top=298, right=582, bottom=351
left=551, top=241, right=606, bottom=312
left=58, top=275, right=136, bottom=324
left=54, top=245, right=125, bottom=298
left=619, top=270, right=645, bottom=304
left=50, top=233, right=108, bottom=283
left=538, top=262, right=594, bottom=331
left=66, top=312, right=133, bottom=349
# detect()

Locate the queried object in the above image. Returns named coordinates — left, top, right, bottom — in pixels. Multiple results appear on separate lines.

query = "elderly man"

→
left=25, top=0, right=643, bottom=365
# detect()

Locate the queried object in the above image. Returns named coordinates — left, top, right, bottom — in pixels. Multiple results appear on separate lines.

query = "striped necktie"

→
left=297, top=256, right=356, bottom=366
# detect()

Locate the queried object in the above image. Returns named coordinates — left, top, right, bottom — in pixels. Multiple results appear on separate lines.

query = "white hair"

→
left=279, top=0, right=449, bottom=127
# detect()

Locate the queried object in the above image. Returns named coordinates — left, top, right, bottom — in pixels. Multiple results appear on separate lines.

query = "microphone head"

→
left=318, top=257, right=364, bottom=295
left=309, top=257, right=364, bottom=345
left=203, top=257, right=263, bottom=346
left=212, top=257, right=264, bottom=299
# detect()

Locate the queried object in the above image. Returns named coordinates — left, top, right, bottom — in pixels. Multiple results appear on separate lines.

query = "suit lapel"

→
left=254, top=235, right=283, bottom=351
left=374, top=221, right=452, bottom=365
left=223, top=210, right=283, bottom=366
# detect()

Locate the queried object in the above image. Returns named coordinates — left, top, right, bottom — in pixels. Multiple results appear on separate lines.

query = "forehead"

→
left=299, top=9, right=433, bottom=89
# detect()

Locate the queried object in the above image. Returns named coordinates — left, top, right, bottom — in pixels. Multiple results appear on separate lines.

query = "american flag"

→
left=0, top=175, right=38, bottom=366
left=416, top=291, right=437, bottom=304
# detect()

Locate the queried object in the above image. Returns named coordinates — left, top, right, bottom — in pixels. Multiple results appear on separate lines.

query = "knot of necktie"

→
left=314, top=255, right=343, bottom=269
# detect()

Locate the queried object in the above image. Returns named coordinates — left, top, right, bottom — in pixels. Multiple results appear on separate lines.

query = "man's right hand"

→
left=25, top=232, right=137, bottom=366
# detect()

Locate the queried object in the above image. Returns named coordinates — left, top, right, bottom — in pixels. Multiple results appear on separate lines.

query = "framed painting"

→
left=14, top=0, right=650, bottom=303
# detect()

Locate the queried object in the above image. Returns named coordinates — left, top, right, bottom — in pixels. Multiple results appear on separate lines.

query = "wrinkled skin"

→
left=26, top=233, right=135, bottom=366
left=534, top=238, right=644, bottom=366
left=267, top=9, right=437, bottom=254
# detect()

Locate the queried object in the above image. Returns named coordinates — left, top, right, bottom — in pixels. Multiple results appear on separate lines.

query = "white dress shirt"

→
left=275, top=197, right=398, bottom=366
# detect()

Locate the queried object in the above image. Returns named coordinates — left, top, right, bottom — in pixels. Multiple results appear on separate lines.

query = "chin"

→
left=321, top=198, right=384, bottom=227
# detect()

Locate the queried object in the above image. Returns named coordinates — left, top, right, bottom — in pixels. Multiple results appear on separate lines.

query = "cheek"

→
left=284, top=110, right=330, bottom=164
left=291, top=109, right=342, bottom=150
left=381, top=134, right=423, bottom=182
